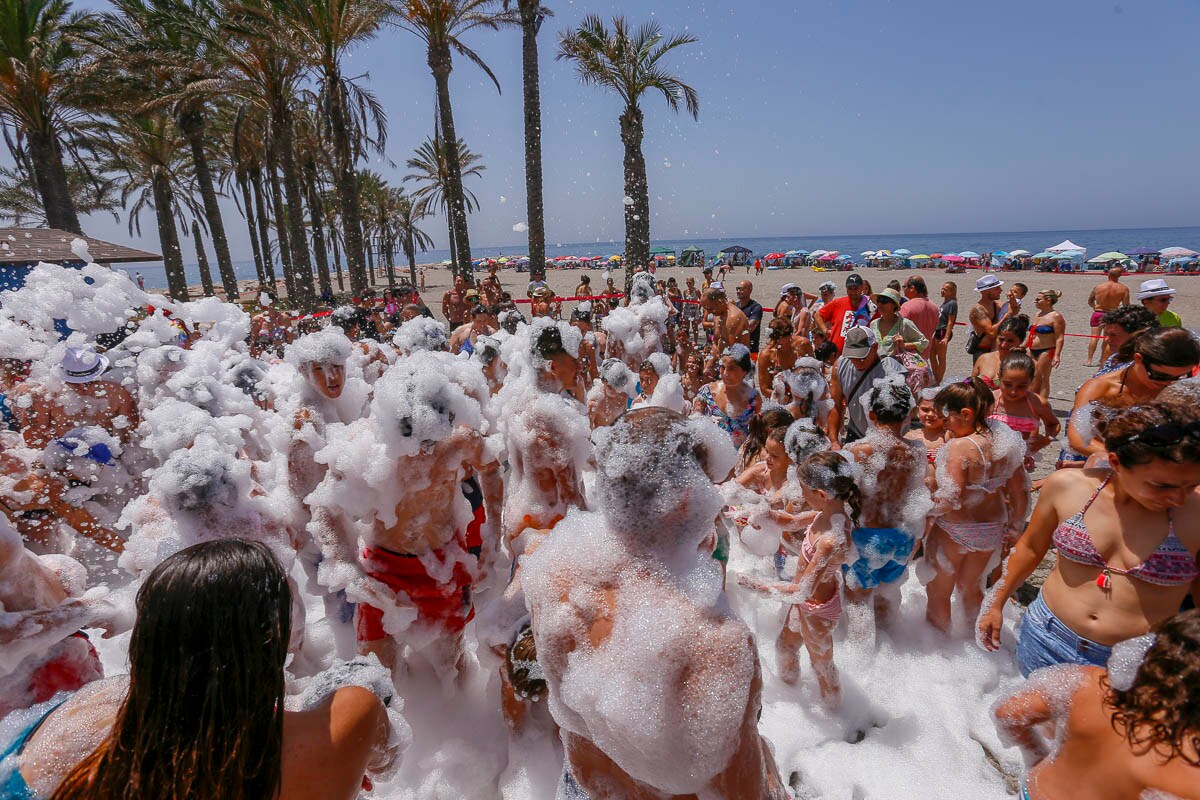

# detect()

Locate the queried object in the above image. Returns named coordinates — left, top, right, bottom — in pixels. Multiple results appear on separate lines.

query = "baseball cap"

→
left=842, top=326, right=877, bottom=359
left=975, top=275, right=1004, bottom=292
left=845, top=273, right=864, bottom=287
left=1137, top=278, right=1176, bottom=300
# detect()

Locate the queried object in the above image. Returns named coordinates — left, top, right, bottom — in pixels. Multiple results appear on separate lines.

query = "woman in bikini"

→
left=692, top=344, right=761, bottom=450
left=925, top=377, right=1029, bottom=634
left=979, top=399, right=1200, bottom=676
left=1061, top=327, right=1200, bottom=468
left=1028, top=289, right=1066, bottom=401
left=970, top=314, right=1029, bottom=388
left=989, top=352, right=1061, bottom=466
left=993, top=609, right=1200, bottom=800
left=737, top=451, right=859, bottom=706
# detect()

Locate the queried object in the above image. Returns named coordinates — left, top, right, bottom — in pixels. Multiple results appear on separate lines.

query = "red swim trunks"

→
left=1090, top=310, right=1105, bottom=327
left=29, top=633, right=102, bottom=704
left=356, top=543, right=475, bottom=643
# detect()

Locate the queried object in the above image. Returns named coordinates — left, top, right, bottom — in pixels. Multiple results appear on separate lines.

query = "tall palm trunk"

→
left=330, top=232, right=344, bottom=292
left=191, top=218, right=216, bottom=297
left=405, top=229, right=418, bottom=287
left=178, top=110, right=238, bottom=300
left=519, top=0, right=546, bottom=279
left=251, top=170, right=277, bottom=289
left=151, top=173, right=187, bottom=300
left=365, top=233, right=375, bottom=283
left=428, top=44, right=472, bottom=283
left=274, top=110, right=315, bottom=308
left=265, top=144, right=296, bottom=301
left=619, top=104, right=649, bottom=297
left=302, top=160, right=333, bottom=299
left=239, top=175, right=267, bottom=285
left=26, top=130, right=81, bottom=233
left=385, top=236, right=396, bottom=289
left=324, top=80, right=368, bottom=293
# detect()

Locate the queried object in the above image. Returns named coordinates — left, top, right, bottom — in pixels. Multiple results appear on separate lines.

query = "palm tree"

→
left=391, top=189, right=433, bottom=288
left=0, top=160, right=120, bottom=225
left=396, top=0, right=503, bottom=282
left=95, top=112, right=199, bottom=300
left=503, top=0, right=550, bottom=278
left=271, top=0, right=390, bottom=295
left=403, top=135, right=483, bottom=270
left=557, top=15, right=698, bottom=293
left=0, top=0, right=92, bottom=232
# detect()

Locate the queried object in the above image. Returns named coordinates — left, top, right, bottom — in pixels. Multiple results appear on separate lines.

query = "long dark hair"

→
left=52, top=540, right=291, bottom=800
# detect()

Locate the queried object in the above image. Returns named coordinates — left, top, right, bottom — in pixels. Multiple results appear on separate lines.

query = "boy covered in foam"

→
left=309, top=351, right=502, bottom=680
left=522, top=408, right=788, bottom=799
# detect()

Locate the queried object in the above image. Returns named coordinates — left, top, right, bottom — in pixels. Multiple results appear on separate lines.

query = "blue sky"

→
left=48, top=0, right=1200, bottom=259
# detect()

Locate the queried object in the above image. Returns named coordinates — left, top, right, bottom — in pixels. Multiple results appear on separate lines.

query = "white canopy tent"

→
left=1047, top=239, right=1086, bottom=253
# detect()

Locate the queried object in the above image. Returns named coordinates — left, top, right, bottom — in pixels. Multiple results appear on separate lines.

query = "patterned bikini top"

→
left=1052, top=476, right=1198, bottom=588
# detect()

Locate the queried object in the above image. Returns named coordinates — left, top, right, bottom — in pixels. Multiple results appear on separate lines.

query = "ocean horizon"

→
left=122, top=225, right=1200, bottom=290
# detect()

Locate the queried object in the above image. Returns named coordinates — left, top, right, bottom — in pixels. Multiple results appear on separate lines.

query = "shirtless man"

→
left=441, top=275, right=470, bottom=328
left=522, top=408, right=787, bottom=799
left=701, top=286, right=750, bottom=364
left=1085, top=267, right=1131, bottom=366
left=311, top=355, right=502, bottom=679
left=966, top=275, right=1016, bottom=363
left=250, top=297, right=294, bottom=358
left=586, top=358, right=633, bottom=430
left=570, top=306, right=606, bottom=385
left=15, top=347, right=139, bottom=450
left=0, top=515, right=112, bottom=717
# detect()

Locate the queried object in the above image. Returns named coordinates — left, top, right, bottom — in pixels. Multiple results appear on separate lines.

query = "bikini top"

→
left=696, top=384, right=758, bottom=442
left=988, top=395, right=1039, bottom=435
left=1053, top=476, right=1198, bottom=588
left=962, top=435, right=1009, bottom=493
left=1033, top=324, right=1054, bottom=334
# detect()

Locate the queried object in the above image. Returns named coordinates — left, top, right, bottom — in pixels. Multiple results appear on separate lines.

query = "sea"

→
left=121, top=225, right=1200, bottom=290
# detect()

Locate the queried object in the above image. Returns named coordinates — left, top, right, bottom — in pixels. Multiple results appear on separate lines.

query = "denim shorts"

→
left=1016, top=593, right=1112, bottom=677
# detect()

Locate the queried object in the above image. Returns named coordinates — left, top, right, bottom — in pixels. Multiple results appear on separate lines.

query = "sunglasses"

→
left=1121, top=421, right=1200, bottom=448
left=1141, top=359, right=1190, bottom=383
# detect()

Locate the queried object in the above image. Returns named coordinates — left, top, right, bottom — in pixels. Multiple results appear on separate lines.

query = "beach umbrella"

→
left=818, top=253, right=839, bottom=261
left=1047, top=239, right=1086, bottom=254
left=875, top=249, right=891, bottom=256
left=893, top=248, right=912, bottom=256
left=1032, top=251, right=1055, bottom=259
left=1009, top=249, right=1031, bottom=257
left=1052, top=252, right=1078, bottom=261
left=1087, top=251, right=1130, bottom=264
left=1126, top=247, right=1159, bottom=257
left=765, top=252, right=785, bottom=259
left=930, top=253, right=944, bottom=259
left=792, top=249, right=810, bottom=255
left=810, top=249, right=828, bottom=258
left=958, top=250, right=980, bottom=259
left=860, top=250, right=876, bottom=257
left=910, top=254, right=931, bottom=260
left=1160, top=246, right=1198, bottom=258
left=941, top=254, right=965, bottom=263
left=836, top=254, right=853, bottom=261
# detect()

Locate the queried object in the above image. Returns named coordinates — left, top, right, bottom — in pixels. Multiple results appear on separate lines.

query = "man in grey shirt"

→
left=828, top=327, right=907, bottom=444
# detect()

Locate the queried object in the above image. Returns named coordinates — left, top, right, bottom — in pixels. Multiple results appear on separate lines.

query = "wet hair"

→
left=997, top=313, right=1030, bottom=342
left=767, top=317, right=794, bottom=341
left=1103, top=400, right=1200, bottom=469
left=331, top=305, right=363, bottom=331
left=474, top=335, right=501, bottom=365
left=1118, top=326, right=1200, bottom=368
left=52, top=540, right=290, bottom=800
left=704, top=287, right=726, bottom=302
left=797, top=451, right=863, bottom=526
left=905, top=276, right=928, bottom=296
left=499, top=309, right=527, bottom=334
left=865, top=378, right=914, bottom=424
left=1038, top=288, right=1062, bottom=305
left=935, top=376, right=995, bottom=431
left=570, top=307, right=592, bottom=324
left=1102, top=609, right=1200, bottom=768
left=740, top=407, right=796, bottom=467
left=723, top=344, right=753, bottom=374
left=784, top=418, right=828, bottom=464
left=813, top=341, right=838, bottom=364
left=999, top=351, right=1037, bottom=381
left=534, top=325, right=568, bottom=361
left=1100, top=304, right=1158, bottom=334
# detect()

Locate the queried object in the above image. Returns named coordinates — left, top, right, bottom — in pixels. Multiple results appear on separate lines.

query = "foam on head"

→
left=393, top=316, right=449, bottom=354
left=369, top=352, right=483, bottom=457
left=286, top=329, right=352, bottom=369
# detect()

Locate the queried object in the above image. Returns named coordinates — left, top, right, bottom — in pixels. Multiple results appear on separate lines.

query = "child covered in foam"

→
left=522, top=407, right=788, bottom=799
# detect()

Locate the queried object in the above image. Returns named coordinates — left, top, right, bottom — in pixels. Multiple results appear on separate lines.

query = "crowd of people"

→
left=0, top=256, right=1197, bottom=799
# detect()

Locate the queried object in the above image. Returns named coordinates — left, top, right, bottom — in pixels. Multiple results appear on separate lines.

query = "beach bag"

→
left=898, top=351, right=932, bottom=395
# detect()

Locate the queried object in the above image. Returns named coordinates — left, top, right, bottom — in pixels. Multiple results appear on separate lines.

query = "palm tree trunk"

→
left=239, top=175, right=267, bottom=285
left=324, top=78, right=368, bottom=294
left=519, top=0, right=546, bottom=280
left=302, top=160, right=333, bottom=300
left=406, top=230, right=418, bottom=287
left=265, top=148, right=295, bottom=301
left=26, top=130, right=82, bottom=234
left=191, top=218, right=216, bottom=297
left=330, top=232, right=345, bottom=292
left=251, top=169, right=277, bottom=289
left=152, top=173, right=187, bottom=300
left=619, top=105, right=650, bottom=297
left=385, top=237, right=396, bottom=289
left=429, top=45, right=473, bottom=282
left=446, top=215, right=458, bottom=272
left=365, top=234, right=375, bottom=284
left=179, top=110, right=239, bottom=300
left=274, top=110, right=315, bottom=309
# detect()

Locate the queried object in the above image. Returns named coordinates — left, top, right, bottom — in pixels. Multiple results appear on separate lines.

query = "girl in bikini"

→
left=1028, top=289, right=1065, bottom=401
left=738, top=451, right=859, bottom=706
left=979, top=399, right=1200, bottom=676
left=692, top=345, right=761, bottom=449
left=989, top=352, right=1061, bottom=467
left=925, top=377, right=1029, bottom=634
left=970, top=314, right=1029, bottom=388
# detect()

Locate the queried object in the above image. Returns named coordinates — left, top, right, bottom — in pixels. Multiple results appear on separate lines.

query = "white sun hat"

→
left=974, top=275, right=1004, bottom=292
left=1137, top=278, right=1176, bottom=300
left=60, top=346, right=109, bottom=384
